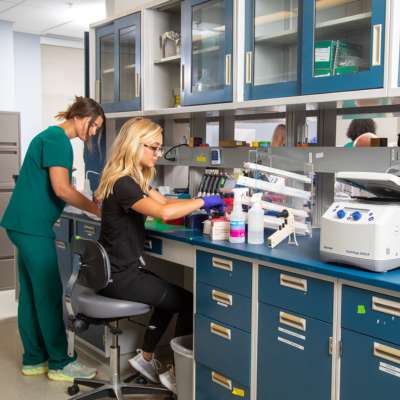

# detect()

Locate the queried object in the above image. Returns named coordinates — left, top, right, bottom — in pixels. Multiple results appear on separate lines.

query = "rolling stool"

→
left=65, top=237, right=173, bottom=400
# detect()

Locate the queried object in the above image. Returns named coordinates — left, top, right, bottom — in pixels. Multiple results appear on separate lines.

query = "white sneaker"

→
left=159, top=366, right=177, bottom=394
left=128, top=349, right=161, bottom=383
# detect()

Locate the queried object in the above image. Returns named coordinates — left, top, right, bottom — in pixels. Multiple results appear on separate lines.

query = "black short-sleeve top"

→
left=99, top=175, right=147, bottom=273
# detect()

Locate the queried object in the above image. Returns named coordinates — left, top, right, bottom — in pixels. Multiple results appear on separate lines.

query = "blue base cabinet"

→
left=258, top=303, right=332, bottom=400
left=341, top=329, right=400, bottom=400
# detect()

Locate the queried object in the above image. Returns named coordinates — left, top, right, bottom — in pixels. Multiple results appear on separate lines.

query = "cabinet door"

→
left=302, top=0, right=386, bottom=94
left=96, top=23, right=116, bottom=111
left=114, top=13, right=141, bottom=111
left=181, top=0, right=233, bottom=105
left=244, top=0, right=301, bottom=100
left=341, top=329, right=400, bottom=400
left=258, top=303, right=332, bottom=400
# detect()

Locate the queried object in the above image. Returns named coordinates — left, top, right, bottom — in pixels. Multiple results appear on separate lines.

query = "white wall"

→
left=14, top=33, right=42, bottom=158
left=0, top=20, right=15, bottom=110
left=106, top=0, right=149, bottom=16
left=41, top=44, right=86, bottom=190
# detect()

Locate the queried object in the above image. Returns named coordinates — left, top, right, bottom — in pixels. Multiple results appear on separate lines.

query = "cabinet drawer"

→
left=259, top=266, right=333, bottom=323
left=197, top=282, right=251, bottom=333
left=342, top=285, right=400, bottom=345
left=341, top=329, right=400, bottom=400
left=0, top=258, right=15, bottom=290
left=196, top=363, right=250, bottom=400
left=258, top=303, right=332, bottom=400
left=144, top=236, right=162, bottom=255
left=195, top=314, right=251, bottom=387
left=196, top=250, right=252, bottom=297
left=76, top=221, right=100, bottom=240
left=53, top=217, right=71, bottom=241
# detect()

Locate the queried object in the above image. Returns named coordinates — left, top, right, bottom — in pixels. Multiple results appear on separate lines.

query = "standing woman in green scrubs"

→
left=0, top=96, right=104, bottom=382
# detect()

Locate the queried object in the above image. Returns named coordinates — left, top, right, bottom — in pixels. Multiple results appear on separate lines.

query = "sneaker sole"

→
left=22, top=367, right=48, bottom=376
left=128, top=359, right=159, bottom=384
left=159, top=375, right=177, bottom=394
left=47, top=371, right=97, bottom=383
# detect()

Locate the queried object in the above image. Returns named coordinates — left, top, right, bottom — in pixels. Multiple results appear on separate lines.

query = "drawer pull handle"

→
left=95, top=79, right=100, bottom=102
left=144, top=240, right=153, bottom=250
left=83, top=224, right=96, bottom=232
left=211, top=371, right=232, bottom=391
left=135, top=72, right=141, bottom=98
left=212, top=257, right=233, bottom=272
left=374, top=342, right=400, bottom=365
left=210, top=322, right=231, bottom=340
left=279, top=311, right=306, bottom=332
left=372, top=24, right=382, bottom=66
left=280, top=273, right=307, bottom=292
left=56, top=241, right=66, bottom=250
left=372, top=296, right=400, bottom=317
left=54, top=219, right=62, bottom=228
left=212, top=289, right=233, bottom=307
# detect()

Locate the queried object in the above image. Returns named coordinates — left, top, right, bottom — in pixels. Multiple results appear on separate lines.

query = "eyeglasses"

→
left=143, top=144, right=164, bottom=157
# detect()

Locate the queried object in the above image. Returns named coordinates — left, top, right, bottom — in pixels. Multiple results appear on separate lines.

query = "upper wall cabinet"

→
left=181, top=0, right=234, bottom=106
left=301, top=0, right=386, bottom=94
left=96, top=13, right=141, bottom=112
left=244, top=0, right=302, bottom=100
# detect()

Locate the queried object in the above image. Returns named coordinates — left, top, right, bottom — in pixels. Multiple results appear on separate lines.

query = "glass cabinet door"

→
left=115, top=13, right=141, bottom=111
left=302, top=0, right=386, bottom=94
left=182, top=0, right=233, bottom=106
left=96, top=24, right=116, bottom=107
left=245, top=0, right=301, bottom=100
left=96, top=13, right=141, bottom=113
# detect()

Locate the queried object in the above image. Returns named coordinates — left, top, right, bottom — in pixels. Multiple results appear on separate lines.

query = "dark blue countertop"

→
left=63, top=211, right=400, bottom=293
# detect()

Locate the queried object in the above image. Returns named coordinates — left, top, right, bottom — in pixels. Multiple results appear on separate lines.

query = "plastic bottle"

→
left=229, top=188, right=248, bottom=244
left=247, top=193, right=265, bottom=245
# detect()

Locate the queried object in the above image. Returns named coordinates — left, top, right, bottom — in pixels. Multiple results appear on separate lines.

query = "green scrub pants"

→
left=7, top=230, right=75, bottom=370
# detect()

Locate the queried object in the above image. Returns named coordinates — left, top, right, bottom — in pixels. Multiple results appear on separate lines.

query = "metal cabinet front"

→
left=258, top=303, right=332, bottom=400
left=143, top=236, right=163, bottom=255
left=244, top=0, right=301, bottom=100
left=259, top=265, right=334, bottom=323
left=77, top=325, right=106, bottom=353
left=196, top=250, right=252, bottom=297
left=341, top=329, right=400, bottom=400
left=195, top=314, right=251, bottom=386
left=76, top=221, right=100, bottom=241
left=196, top=281, right=251, bottom=332
left=96, top=13, right=141, bottom=112
left=55, top=240, right=72, bottom=288
left=342, top=285, right=400, bottom=346
left=196, top=362, right=250, bottom=400
left=53, top=217, right=71, bottom=242
left=181, top=0, right=233, bottom=105
left=301, top=0, right=386, bottom=94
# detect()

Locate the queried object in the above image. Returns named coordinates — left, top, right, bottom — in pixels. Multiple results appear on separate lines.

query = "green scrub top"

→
left=1, top=126, right=73, bottom=238
left=344, top=141, right=353, bottom=148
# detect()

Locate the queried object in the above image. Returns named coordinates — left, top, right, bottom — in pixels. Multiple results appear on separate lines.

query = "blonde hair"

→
left=96, top=118, right=163, bottom=200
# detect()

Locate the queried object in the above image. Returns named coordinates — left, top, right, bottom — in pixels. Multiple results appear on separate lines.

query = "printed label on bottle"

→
left=230, top=221, right=245, bottom=237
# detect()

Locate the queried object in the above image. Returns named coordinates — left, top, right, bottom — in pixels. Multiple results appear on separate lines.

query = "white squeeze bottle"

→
left=248, top=193, right=265, bottom=245
left=229, top=188, right=248, bottom=244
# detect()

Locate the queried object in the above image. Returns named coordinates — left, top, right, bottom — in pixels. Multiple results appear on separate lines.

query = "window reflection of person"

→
left=344, top=119, right=376, bottom=147
left=271, top=124, right=286, bottom=147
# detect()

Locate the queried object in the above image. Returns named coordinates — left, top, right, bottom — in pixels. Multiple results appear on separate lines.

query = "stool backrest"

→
left=71, top=237, right=112, bottom=292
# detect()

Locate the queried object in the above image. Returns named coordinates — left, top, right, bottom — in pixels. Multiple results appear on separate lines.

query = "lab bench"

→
left=57, top=210, right=400, bottom=400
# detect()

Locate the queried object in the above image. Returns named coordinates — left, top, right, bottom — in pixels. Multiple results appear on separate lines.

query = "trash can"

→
left=171, top=335, right=193, bottom=400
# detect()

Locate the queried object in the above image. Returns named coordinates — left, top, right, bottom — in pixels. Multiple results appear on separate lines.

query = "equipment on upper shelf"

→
left=320, top=172, right=400, bottom=272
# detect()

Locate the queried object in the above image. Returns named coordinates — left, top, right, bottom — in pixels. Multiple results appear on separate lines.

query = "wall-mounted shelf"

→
left=154, top=54, right=181, bottom=64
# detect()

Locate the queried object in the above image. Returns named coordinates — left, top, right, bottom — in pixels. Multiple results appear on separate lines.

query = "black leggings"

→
left=100, top=266, right=193, bottom=353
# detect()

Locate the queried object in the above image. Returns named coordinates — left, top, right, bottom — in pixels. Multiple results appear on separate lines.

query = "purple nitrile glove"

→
left=201, top=195, right=225, bottom=212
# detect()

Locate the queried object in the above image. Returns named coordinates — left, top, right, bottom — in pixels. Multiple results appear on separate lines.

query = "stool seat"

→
left=72, top=284, right=151, bottom=319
